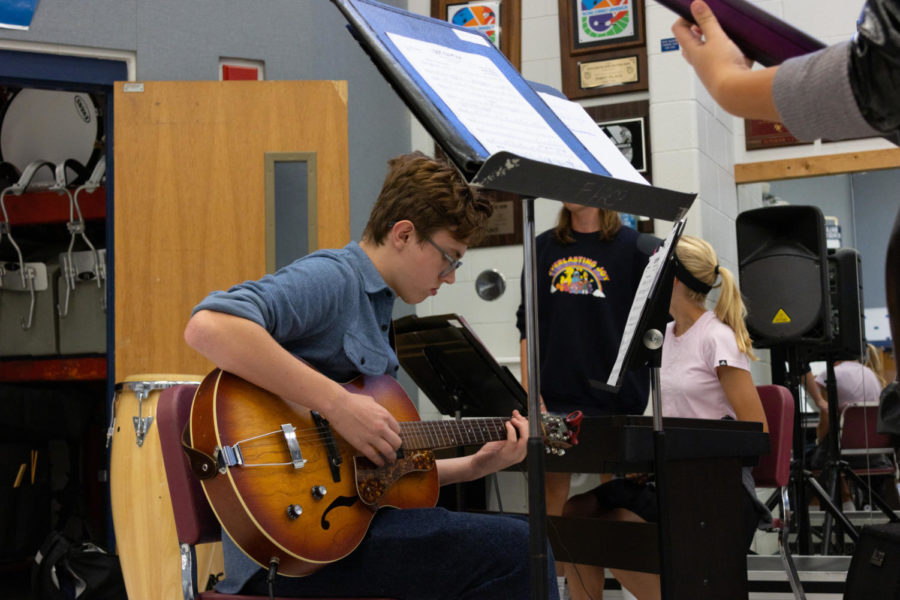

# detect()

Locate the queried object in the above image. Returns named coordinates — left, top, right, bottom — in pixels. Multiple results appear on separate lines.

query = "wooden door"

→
left=114, top=81, right=349, bottom=380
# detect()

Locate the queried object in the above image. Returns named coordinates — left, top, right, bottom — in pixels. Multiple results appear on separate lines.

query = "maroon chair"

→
left=752, top=384, right=806, bottom=600
left=157, top=383, right=394, bottom=600
left=839, top=402, right=900, bottom=509
left=839, top=402, right=897, bottom=473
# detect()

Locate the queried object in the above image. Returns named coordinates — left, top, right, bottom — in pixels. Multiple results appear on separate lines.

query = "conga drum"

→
left=110, top=375, right=223, bottom=600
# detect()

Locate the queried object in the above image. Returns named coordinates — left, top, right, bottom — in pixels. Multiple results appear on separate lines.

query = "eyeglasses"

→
left=425, top=237, right=463, bottom=278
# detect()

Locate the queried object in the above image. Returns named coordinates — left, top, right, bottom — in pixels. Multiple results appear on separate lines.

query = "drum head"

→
left=115, top=374, right=204, bottom=393
left=0, top=89, right=99, bottom=183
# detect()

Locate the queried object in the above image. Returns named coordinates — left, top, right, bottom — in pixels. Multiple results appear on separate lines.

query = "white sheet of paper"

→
left=387, top=32, right=588, bottom=172
left=538, top=92, right=648, bottom=185
left=607, top=222, right=682, bottom=387
left=452, top=28, right=491, bottom=47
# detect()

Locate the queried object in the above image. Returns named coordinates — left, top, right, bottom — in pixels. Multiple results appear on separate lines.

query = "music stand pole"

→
left=646, top=330, right=674, bottom=600
left=423, top=346, right=471, bottom=511
left=522, top=196, right=549, bottom=600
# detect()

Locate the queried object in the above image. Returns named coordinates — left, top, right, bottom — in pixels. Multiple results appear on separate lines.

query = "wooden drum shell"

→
left=110, top=374, right=222, bottom=599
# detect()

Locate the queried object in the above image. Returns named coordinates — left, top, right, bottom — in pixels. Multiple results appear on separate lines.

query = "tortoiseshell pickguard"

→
left=355, top=449, right=436, bottom=506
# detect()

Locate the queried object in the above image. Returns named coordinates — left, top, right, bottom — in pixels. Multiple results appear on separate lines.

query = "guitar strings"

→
left=285, top=417, right=512, bottom=444
left=236, top=423, right=514, bottom=448
left=229, top=417, right=515, bottom=463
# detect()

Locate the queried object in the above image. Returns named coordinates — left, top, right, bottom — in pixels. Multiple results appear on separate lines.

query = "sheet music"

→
left=607, top=221, right=684, bottom=387
left=387, top=32, right=589, bottom=172
left=537, top=92, right=649, bottom=186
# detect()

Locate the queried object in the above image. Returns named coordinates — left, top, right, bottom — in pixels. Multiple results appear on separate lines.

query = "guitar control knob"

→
left=286, top=504, right=303, bottom=520
left=311, top=485, right=327, bottom=500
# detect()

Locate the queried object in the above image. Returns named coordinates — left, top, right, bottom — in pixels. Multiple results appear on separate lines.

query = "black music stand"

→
left=330, top=3, right=696, bottom=597
left=592, top=219, right=684, bottom=598
left=393, top=313, right=528, bottom=512
left=392, top=313, right=527, bottom=418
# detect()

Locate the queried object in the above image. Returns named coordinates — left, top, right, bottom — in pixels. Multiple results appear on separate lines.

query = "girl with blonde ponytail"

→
left=671, top=235, right=756, bottom=359
left=563, top=235, right=770, bottom=600
left=663, top=235, right=765, bottom=423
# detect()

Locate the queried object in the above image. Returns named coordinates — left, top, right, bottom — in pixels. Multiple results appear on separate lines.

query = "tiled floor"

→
left=8, top=509, right=885, bottom=600
left=4, top=565, right=850, bottom=600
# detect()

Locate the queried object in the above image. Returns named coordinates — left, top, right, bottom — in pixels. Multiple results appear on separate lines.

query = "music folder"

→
left=656, top=0, right=825, bottom=67
left=392, top=313, right=527, bottom=418
left=331, top=0, right=695, bottom=221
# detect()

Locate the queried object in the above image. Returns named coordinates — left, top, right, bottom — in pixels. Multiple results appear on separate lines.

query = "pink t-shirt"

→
left=814, top=360, right=882, bottom=408
left=660, top=310, right=751, bottom=420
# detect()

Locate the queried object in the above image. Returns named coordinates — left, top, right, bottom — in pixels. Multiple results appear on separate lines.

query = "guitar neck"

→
left=399, top=417, right=510, bottom=451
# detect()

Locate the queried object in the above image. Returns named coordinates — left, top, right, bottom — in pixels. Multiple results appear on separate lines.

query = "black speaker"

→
left=822, top=248, right=865, bottom=361
left=844, top=524, right=900, bottom=599
left=736, top=206, right=831, bottom=347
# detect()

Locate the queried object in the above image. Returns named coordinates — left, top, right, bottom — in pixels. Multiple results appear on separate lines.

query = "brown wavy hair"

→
left=553, top=207, right=621, bottom=244
left=363, top=152, right=493, bottom=245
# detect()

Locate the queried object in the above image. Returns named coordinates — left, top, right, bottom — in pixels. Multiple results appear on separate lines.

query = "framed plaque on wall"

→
left=432, top=0, right=522, bottom=70
left=744, top=119, right=807, bottom=150
left=433, top=147, right=523, bottom=248
left=558, top=0, right=648, bottom=99
left=471, top=190, right=523, bottom=247
left=586, top=100, right=651, bottom=183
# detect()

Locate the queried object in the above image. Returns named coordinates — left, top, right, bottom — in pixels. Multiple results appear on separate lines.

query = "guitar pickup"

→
left=312, top=411, right=342, bottom=483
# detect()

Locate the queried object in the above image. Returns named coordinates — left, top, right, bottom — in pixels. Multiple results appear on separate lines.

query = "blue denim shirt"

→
left=193, top=241, right=399, bottom=381
left=191, top=241, right=400, bottom=592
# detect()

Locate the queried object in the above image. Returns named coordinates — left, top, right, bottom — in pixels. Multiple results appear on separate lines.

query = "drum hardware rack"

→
left=0, top=159, right=107, bottom=383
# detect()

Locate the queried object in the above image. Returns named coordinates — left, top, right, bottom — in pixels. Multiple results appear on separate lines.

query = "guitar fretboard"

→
left=399, top=418, right=510, bottom=450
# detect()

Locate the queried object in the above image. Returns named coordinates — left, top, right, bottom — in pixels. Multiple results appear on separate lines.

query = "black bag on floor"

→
left=31, top=530, right=126, bottom=600
left=844, top=523, right=900, bottom=599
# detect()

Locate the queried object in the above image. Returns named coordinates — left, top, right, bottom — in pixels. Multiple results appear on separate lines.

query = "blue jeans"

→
left=240, top=507, right=559, bottom=600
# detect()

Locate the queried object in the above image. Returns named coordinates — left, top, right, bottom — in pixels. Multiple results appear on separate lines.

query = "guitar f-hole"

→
left=320, top=495, right=359, bottom=530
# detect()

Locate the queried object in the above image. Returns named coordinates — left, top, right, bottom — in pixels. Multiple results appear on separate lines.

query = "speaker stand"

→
left=782, top=348, right=859, bottom=555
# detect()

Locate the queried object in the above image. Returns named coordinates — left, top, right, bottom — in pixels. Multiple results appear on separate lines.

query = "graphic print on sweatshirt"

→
left=549, top=256, right=609, bottom=297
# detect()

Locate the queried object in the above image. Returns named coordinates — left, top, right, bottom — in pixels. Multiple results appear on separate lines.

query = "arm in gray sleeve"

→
left=772, top=42, right=882, bottom=143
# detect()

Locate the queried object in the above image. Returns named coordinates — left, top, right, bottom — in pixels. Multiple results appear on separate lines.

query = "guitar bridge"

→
left=214, top=423, right=307, bottom=471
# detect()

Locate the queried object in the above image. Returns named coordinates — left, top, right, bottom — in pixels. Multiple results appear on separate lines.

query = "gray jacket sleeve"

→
left=772, top=41, right=882, bottom=142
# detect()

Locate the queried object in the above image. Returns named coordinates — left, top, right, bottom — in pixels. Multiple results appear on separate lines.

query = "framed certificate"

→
left=471, top=190, right=523, bottom=247
left=558, top=0, right=647, bottom=99
left=432, top=0, right=521, bottom=70
left=566, top=0, right=644, bottom=52
left=587, top=100, right=651, bottom=182
left=744, top=118, right=807, bottom=150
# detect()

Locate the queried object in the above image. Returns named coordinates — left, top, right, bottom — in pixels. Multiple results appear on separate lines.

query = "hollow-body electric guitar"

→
left=187, top=368, right=579, bottom=577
